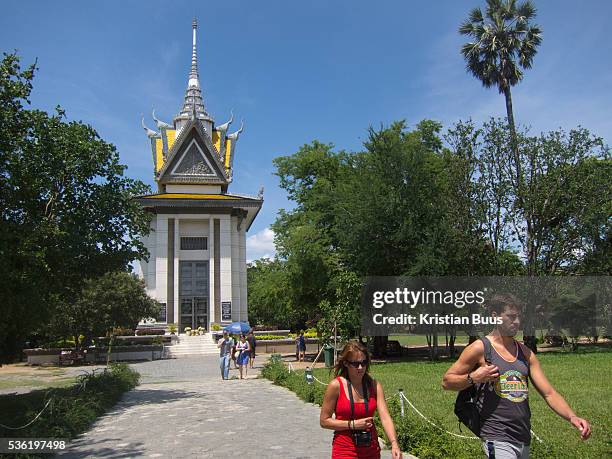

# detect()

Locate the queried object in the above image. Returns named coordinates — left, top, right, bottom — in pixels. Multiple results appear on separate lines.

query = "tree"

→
left=247, top=258, right=296, bottom=329
left=0, top=52, right=152, bottom=362
left=449, top=118, right=610, bottom=349
left=460, top=2, right=542, bottom=351
left=460, top=0, right=542, bottom=149
left=50, top=271, right=160, bottom=348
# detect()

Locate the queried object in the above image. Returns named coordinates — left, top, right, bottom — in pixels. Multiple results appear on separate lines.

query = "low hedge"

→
left=255, top=334, right=290, bottom=340
left=135, top=328, right=165, bottom=336
left=0, top=363, right=140, bottom=458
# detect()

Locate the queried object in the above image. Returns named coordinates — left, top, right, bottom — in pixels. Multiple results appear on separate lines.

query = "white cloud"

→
left=246, top=227, right=276, bottom=263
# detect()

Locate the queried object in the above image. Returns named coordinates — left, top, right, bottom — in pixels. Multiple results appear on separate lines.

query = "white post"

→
left=399, top=389, right=405, bottom=417
left=333, top=320, right=338, bottom=366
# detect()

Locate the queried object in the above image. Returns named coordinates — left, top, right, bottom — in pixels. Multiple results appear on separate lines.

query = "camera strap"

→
left=347, top=378, right=369, bottom=421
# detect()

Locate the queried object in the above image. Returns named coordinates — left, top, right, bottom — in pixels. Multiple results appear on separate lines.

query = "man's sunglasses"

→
left=347, top=360, right=367, bottom=368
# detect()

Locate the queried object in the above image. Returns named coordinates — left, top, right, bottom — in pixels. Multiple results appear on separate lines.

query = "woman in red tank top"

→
left=320, top=340, right=402, bottom=459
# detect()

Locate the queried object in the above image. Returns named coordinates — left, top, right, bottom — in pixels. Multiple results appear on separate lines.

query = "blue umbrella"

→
left=223, top=322, right=251, bottom=334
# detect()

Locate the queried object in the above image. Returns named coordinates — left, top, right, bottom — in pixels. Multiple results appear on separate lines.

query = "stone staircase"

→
left=164, top=333, right=219, bottom=358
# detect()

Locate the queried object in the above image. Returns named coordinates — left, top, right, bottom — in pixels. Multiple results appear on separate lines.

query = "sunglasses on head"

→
left=346, top=360, right=367, bottom=368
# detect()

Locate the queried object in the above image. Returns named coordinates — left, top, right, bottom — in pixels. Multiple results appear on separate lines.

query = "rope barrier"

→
left=0, top=397, right=53, bottom=430
left=398, top=392, right=544, bottom=444
left=399, top=393, right=479, bottom=440
left=312, top=374, right=329, bottom=386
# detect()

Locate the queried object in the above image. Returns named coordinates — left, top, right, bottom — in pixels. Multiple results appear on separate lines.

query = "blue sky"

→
left=2, top=1, right=611, bottom=261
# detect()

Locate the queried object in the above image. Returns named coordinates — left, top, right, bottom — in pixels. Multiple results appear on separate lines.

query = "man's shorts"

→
left=482, top=440, right=530, bottom=459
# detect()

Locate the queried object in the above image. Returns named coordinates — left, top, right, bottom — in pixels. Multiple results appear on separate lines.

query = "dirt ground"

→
left=0, top=363, right=107, bottom=394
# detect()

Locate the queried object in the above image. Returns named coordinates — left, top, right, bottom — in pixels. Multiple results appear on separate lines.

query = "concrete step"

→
left=164, top=333, right=220, bottom=357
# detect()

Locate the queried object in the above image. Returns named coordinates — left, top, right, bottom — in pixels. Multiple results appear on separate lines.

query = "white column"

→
left=155, top=215, right=168, bottom=304
left=208, top=216, right=215, bottom=327
left=231, top=216, right=241, bottom=321
left=239, top=225, right=248, bottom=322
left=219, top=215, right=233, bottom=320
left=173, top=218, right=180, bottom=324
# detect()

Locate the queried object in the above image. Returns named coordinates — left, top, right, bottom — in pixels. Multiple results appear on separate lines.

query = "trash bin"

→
left=323, top=344, right=334, bottom=368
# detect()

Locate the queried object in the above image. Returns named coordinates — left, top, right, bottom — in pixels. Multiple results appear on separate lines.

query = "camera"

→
left=352, top=430, right=372, bottom=447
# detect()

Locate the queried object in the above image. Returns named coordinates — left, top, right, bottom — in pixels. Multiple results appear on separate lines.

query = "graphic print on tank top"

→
left=494, top=369, right=528, bottom=402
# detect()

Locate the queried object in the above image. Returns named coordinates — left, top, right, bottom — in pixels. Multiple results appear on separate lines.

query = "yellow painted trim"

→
left=166, top=129, right=176, bottom=152
left=155, top=138, right=164, bottom=172
left=212, top=130, right=220, bottom=152
left=225, top=138, right=232, bottom=169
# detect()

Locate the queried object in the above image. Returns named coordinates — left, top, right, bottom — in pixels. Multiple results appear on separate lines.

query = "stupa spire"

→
left=174, top=18, right=213, bottom=133
left=188, top=18, right=199, bottom=89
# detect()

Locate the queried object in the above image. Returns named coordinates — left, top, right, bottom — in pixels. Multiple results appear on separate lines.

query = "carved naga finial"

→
left=227, top=119, right=244, bottom=140
left=257, top=186, right=264, bottom=199
left=141, top=115, right=159, bottom=138
left=217, top=109, right=234, bottom=132
left=152, top=109, right=173, bottom=130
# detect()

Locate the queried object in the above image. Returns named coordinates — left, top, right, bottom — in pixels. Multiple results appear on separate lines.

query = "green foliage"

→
left=459, top=0, right=542, bottom=94
left=247, top=258, right=297, bottom=329
left=262, top=360, right=326, bottom=405
left=0, top=363, right=139, bottom=443
left=49, top=271, right=160, bottom=348
left=0, top=52, right=152, bottom=363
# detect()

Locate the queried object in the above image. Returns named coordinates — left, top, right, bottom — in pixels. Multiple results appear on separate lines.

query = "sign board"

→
left=221, top=301, right=232, bottom=321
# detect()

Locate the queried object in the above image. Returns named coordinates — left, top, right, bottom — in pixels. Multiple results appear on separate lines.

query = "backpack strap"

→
left=481, top=336, right=493, bottom=364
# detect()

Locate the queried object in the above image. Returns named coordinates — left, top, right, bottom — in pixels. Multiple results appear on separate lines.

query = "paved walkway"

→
left=56, top=357, right=406, bottom=458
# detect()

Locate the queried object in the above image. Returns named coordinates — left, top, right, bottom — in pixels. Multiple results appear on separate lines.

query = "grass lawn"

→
left=307, top=347, right=611, bottom=458
left=0, top=376, right=76, bottom=391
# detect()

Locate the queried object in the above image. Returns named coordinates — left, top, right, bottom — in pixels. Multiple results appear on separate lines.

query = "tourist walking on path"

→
left=217, top=331, right=234, bottom=380
left=296, top=330, right=306, bottom=362
left=442, top=293, right=591, bottom=459
left=320, top=340, right=402, bottom=459
left=247, top=330, right=257, bottom=369
left=236, top=334, right=251, bottom=379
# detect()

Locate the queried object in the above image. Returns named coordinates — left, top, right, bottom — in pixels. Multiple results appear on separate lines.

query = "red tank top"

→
left=332, top=376, right=380, bottom=459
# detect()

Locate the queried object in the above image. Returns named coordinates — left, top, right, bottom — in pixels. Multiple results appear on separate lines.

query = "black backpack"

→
left=453, top=337, right=492, bottom=436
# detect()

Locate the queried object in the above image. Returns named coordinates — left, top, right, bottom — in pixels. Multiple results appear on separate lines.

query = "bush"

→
left=256, top=334, right=290, bottom=340
left=0, top=363, right=140, bottom=443
left=110, top=327, right=134, bottom=336
left=44, top=338, right=76, bottom=349
left=262, top=360, right=326, bottom=405
left=211, top=323, right=221, bottom=331
left=253, top=324, right=278, bottom=331
left=135, top=328, right=165, bottom=336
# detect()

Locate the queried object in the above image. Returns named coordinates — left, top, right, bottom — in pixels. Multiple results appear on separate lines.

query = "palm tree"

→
left=460, top=0, right=542, bottom=141
left=460, top=0, right=542, bottom=352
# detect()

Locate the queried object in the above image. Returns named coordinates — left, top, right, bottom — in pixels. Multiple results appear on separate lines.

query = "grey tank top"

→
left=478, top=337, right=531, bottom=445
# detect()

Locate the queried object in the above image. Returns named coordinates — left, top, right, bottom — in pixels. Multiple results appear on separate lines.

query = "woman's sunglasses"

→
left=346, top=360, right=367, bottom=368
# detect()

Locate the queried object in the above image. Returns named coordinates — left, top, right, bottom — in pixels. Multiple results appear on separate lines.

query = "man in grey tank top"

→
left=442, top=293, right=591, bottom=458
